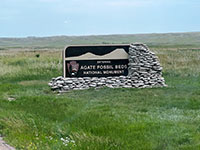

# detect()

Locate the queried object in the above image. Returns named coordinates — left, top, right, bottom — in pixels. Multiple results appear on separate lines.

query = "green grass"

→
left=1, top=32, right=200, bottom=49
left=0, top=47, right=200, bottom=149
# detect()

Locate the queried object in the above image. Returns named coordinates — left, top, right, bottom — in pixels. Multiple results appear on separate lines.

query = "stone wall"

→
left=128, top=43, right=165, bottom=86
left=48, top=43, right=166, bottom=92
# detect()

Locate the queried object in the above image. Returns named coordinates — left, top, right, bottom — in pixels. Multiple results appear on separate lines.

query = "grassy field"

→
left=0, top=43, right=200, bottom=149
left=1, top=32, right=200, bottom=49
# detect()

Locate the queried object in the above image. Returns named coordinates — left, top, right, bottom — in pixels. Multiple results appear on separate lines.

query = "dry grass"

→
left=154, top=48, right=200, bottom=76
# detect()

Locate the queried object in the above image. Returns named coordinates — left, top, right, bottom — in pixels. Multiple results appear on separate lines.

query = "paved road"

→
left=0, top=137, right=15, bottom=150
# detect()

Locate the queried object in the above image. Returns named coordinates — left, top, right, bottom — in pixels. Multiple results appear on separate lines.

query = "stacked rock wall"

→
left=128, top=43, right=165, bottom=87
left=49, top=43, right=166, bottom=92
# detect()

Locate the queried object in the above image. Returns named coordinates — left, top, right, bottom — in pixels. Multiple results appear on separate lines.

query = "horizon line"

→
left=0, top=31, right=200, bottom=39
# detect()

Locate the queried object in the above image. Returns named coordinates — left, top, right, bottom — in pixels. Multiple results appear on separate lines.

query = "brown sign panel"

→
left=63, top=44, right=130, bottom=78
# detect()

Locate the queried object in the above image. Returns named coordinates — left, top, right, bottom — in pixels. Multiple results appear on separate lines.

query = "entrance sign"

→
left=63, top=45, right=130, bottom=78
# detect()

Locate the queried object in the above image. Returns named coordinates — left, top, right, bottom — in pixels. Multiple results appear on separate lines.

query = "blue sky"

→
left=1, top=0, right=200, bottom=37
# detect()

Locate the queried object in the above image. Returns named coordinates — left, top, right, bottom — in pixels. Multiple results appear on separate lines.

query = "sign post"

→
left=63, top=44, right=130, bottom=78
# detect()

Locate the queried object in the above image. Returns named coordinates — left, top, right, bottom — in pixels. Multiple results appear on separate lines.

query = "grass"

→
left=1, top=32, right=200, bottom=49
left=0, top=46, right=200, bottom=150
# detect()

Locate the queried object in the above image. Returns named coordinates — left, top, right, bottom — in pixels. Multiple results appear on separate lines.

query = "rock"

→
left=48, top=82, right=53, bottom=86
left=63, top=86, right=70, bottom=90
left=65, top=80, right=73, bottom=84
left=57, top=80, right=64, bottom=85
left=123, top=85, right=132, bottom=88
left=97, top=82, right=104, bottom=86
left=100, top=80, right=106, bottom=83
left=51, top=86, right=59, bottom=90
left=106, top=80, right=113, bottom=84
left=55, top=76, right=63, bottom=81
left=112, top=83, right=119, bottom=87
left=89, top=83, right=97, bottom=87
left=58, top=84, right=63, bottom=88
left=106, top=84, right=114, bottom=88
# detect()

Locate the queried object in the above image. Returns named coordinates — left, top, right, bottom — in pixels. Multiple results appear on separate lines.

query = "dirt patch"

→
left=0, top=137, right=15, bottom=150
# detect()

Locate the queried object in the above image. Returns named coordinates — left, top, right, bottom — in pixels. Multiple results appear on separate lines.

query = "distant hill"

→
left=1, top=32, right=200, bottom=49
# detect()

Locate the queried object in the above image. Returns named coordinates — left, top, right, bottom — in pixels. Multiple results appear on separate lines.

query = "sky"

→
left=1, top=0, right=200, bottom=37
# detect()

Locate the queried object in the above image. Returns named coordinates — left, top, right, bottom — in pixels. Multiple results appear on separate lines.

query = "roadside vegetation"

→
left=0, top=44, right=200, bottom=149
